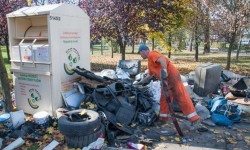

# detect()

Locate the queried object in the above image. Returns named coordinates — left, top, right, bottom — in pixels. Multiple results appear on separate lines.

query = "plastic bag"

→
left=82, top=138, right=104, bottom=150
left=211, top=113, right=233, bottom=126
left=115, top=68, right=130, bottom=79
left=100, top=69, right=116, bottom=79
left=148, top=80, right=161, bottom=103
left=208, top=97, right=227, bottom=113
left=195, top=103, right=210, bottom=119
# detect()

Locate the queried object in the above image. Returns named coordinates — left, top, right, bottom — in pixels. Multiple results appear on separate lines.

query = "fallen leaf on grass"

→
left=80, top=102, right=85, bottom=106
left=25, top=140, right=33, bottom=147
left=224, top=131, right=230, bottom=135
left=53, top=121, right=57, bottom=127
left=144, top=128, right=150, bottom=131
left=233, top=148, right=242, bottom=150
left=37, top=141, right=43, bottom=147
left=245, top=136, right=250, bottom=140
left=47, top=127, right=54, bottom=134
left=43, top=134, right=49, bottom=140
left=76, top=148, right=82, bottom=150
left=219, top=139, right=225, bottom=142
left=210, top=129, right=214, bottom=132
left=160, top=136, right=167, bottom=141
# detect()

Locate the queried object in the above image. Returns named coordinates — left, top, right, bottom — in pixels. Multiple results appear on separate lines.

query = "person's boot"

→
left=190, top=118, right=201, bottom=131
left=180, top=118, right=201, bottom=131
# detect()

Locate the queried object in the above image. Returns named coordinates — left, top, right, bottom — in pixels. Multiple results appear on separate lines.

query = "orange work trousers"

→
left=159, top=65, right=199, bottom=122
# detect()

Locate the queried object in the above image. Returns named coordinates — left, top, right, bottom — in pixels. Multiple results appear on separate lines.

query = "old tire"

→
left=65, top=123, right=105, bottom=148
left=58, top=109, right=101, bottom=136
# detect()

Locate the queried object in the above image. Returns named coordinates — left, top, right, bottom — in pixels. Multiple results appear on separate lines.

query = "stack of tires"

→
left=58, top=109, right=105, bottom=148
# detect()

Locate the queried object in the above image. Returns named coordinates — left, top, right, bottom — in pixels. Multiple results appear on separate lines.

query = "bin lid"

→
left=7, top=3, right=89, bottom=19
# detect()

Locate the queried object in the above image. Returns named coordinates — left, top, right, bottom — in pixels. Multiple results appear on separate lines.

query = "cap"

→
left=138, top=45, right=149, bottom=54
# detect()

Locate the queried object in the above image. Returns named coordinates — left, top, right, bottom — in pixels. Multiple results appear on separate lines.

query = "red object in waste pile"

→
left=222, top=85, right=228, bottom=96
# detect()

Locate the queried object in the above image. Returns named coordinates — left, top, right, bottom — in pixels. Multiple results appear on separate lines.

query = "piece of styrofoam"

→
left=42, top=140, right=59, bottom=150
left=10, top=110, right=25, bottom=129
left=3, top=137, right=25, bottom=150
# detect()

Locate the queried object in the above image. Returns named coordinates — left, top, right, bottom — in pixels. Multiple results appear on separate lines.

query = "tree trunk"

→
left=167, top=32, right=172, bottom=58
left=119, top=41, right=127, bottom=60
left=111, top=40, right=114, bottom=58
left=152, top=38, right=155, bottom=50
left=143, top=39, right=146, bottom=45
left=194, top=27, right=199, bottom=62
left=236, top=34, right=243, bottom=62
left=189, top=29, right=193, bottom=52
left=4, top=37, right=10, bottom=62
left=0, top=46, right=13, bottom=112
left=101, top=38, right=103, bottom=55
left=132, top=40, right=135, bottom=53
left=203, top=7, right=210, bottom=54
left=226, top=31, right=236, bottom=70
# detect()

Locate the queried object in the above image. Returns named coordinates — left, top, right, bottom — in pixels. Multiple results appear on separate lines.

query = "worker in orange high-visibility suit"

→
left=136, top=45, right=200, bottom=130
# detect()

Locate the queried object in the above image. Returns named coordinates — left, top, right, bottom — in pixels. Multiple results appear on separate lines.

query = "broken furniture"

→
left=7, top=4, right=90, bottom=116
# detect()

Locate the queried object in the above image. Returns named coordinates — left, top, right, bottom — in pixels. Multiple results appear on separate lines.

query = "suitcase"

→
left=194, top=63, right=222, bottom=96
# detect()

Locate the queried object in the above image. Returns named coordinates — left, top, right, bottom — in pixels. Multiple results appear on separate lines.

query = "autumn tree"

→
left=0, top=0, right=28, bottom=112
left=80, top=0, right=189, bottom=60
left=186, top=0, right=206, bottom=61
left=210, top=0, right=250, bottom=70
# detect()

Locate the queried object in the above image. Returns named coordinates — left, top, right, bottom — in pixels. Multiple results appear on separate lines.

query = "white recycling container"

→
left=7, top=4, right=90, bottom=117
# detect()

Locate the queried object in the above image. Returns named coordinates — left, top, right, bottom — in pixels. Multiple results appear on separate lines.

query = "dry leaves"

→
left=160, top=136, right=167, bottom=141
left=116, top=123, right=123, bottom=127
left=79, top=109, right=87, bottom=115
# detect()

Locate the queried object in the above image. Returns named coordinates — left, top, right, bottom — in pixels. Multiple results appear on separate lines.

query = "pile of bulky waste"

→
left=1, top=62, right=250, bottom=150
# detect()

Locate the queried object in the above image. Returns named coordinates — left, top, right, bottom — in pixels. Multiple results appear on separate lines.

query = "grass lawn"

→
left=91, top=44, right=250, bottom=76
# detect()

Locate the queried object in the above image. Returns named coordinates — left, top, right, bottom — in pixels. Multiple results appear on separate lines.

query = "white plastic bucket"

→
left=33, top=111, right=49, bottom=126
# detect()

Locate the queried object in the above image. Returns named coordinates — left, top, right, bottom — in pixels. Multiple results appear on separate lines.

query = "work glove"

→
left=160, top=69, right=168, bottom=80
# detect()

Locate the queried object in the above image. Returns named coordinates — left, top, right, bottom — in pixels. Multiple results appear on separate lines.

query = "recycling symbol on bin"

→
left=31, top=93, right=39, bottom=103
left=28, top=89, right=41, bottom=109
left=68, top=54, right=77, bottom=67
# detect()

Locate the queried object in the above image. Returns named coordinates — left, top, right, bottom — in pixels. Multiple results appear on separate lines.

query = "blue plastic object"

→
left=208, top=97, right=227, bottom=113
left=211, top=113, right=233, bottom=126
left=0, top=113, right=10, bottom=122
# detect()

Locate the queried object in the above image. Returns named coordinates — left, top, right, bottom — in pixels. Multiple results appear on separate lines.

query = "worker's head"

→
left=138, top=45, right=149, bottom=59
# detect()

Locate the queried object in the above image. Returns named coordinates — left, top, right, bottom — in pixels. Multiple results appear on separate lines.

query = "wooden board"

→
left=226, top=92, right=250, bottom=106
